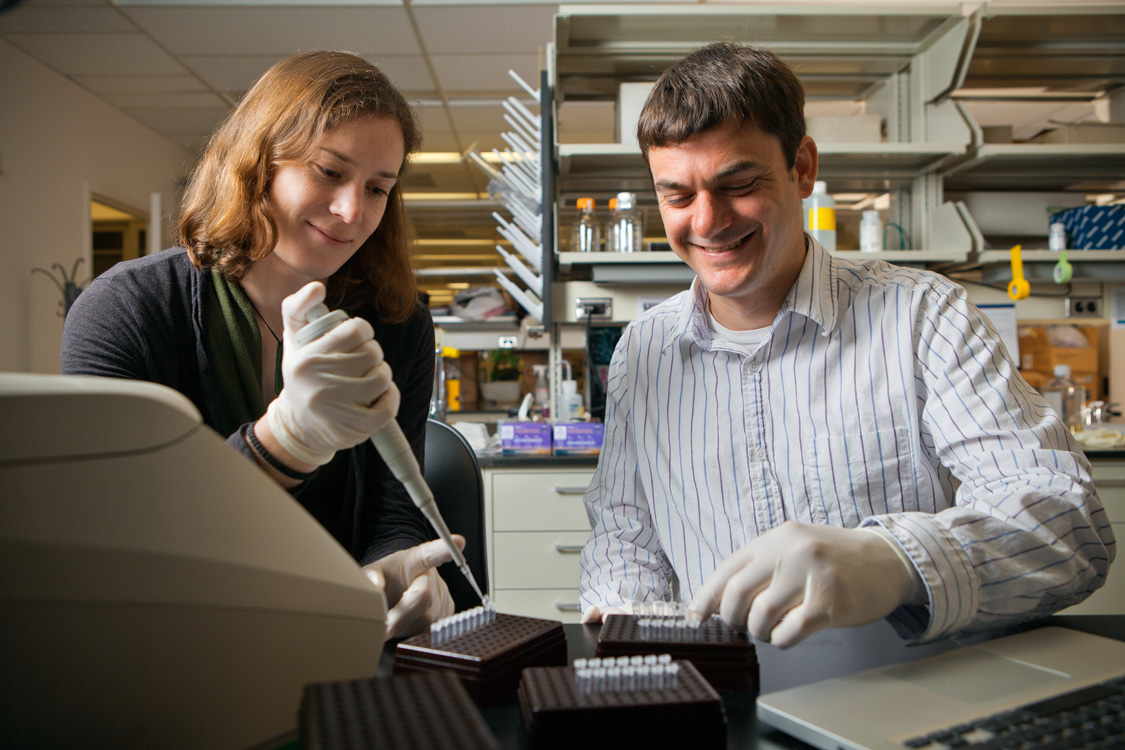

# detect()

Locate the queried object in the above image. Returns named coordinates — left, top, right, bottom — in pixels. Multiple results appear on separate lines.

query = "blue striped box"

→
left=1053, top=205, right=1125, bottom=250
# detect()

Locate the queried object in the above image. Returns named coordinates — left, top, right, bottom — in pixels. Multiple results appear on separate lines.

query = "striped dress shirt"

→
left=579, top=238, right=1115, bottom=642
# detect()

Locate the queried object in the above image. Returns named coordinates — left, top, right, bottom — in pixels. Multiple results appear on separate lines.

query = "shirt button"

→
left=756, top=449, right=767, bottom=461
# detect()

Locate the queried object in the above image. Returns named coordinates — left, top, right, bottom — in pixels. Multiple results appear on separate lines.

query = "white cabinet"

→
left=483, top=465, right=594, bottom=622
left=1059, top=456, right=1125, bottom=616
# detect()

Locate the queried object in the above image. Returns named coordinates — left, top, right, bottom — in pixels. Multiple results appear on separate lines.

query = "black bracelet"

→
left=244, top=423, right=319, bottom=483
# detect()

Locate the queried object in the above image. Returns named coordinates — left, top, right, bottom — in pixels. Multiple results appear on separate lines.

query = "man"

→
left=578, top=42, right=1114, bottom=647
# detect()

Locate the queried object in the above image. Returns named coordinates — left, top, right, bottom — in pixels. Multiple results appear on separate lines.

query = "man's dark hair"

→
left=637, top=42, right=807, bottom=168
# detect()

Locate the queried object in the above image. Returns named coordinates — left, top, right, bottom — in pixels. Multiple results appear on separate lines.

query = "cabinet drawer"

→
left=491, top=471, right=593, bottom=531
left=491, top=589, right=582, bottom=623
left=492, top=530, right=587, bottom=588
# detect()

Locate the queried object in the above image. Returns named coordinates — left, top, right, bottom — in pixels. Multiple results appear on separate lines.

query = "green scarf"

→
left=204, top=273, right=283, bottom=438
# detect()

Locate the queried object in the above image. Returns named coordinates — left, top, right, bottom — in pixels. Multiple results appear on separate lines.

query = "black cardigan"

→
left=61, top=247, right=436, bottom=565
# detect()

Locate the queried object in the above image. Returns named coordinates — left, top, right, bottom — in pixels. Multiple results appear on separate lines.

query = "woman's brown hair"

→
left=177, top=50, right=422, bottom=322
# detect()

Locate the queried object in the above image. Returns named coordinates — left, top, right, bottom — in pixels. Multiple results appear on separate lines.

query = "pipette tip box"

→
left=394, top=611, right=567, bottom=704
left=300, top=670, right=500, bottom=750
left=517, top=658, right=725, bottom=749
left=596, top=614, right=758, bottom=690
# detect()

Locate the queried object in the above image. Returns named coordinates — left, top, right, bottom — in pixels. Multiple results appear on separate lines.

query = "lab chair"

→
left=424, top=418, right=489, bottom=611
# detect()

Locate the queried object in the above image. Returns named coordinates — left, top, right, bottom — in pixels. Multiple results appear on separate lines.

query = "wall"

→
left=0, top=40, right=191, bottom=374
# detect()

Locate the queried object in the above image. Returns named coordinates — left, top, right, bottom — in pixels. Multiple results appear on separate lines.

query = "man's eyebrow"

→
left=318, top=146, right=398, bottom=179
left=653, top=160, right=765, bottom=192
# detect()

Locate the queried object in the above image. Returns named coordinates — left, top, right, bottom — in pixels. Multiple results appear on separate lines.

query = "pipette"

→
left=295, top=303, right=491, bottom=608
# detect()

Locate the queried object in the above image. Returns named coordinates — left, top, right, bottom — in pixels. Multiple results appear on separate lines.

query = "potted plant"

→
left=479, top=349, right=523, bottom=406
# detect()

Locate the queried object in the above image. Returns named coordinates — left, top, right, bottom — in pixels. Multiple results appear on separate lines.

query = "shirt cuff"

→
left=862, top=513, right=981, bottom=642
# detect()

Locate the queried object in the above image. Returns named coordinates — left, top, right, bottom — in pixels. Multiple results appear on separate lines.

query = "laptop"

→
left=756, top=626, right=1125, bottom=750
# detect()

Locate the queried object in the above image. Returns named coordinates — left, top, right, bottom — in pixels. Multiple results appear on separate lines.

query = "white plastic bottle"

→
left=1043, top=364, right=1085, bottom=433
left=859, top=210, right=883, bottom=253
left=559, top=379, right=584, bottom=420
left=1048, top=222, right=1067, bottom=252
left=609, top=191, right=644, bottom=253
left=571, top=197, right=601, bottom=252
left=803, top=180, right=836, bottom=252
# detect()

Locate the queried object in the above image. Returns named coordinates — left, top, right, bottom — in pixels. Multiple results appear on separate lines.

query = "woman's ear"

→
left=793, top=135, right=818, bottom=199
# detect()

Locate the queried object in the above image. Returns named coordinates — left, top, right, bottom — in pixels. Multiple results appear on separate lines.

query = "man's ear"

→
left=793, top=135, right=818, bottom=199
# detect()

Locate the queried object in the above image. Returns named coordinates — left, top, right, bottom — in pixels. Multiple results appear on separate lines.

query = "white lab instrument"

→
left=298, top=304, right=491, bottom=609
left=0, top=373, right=388, bottom=749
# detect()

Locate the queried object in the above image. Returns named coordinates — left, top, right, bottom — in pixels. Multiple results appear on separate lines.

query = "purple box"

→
left=499, top=421, right=552, bottom=455
left=552, top=422, right=604, bottom=455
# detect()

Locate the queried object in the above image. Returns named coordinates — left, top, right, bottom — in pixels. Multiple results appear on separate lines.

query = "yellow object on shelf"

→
left=1007, top=244, right=1030, bottom=300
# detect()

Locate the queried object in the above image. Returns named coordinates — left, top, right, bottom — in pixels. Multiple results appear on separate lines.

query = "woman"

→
left=61, top=51, right=455, bottom=638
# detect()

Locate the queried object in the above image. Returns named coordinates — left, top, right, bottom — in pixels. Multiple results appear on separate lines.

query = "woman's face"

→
left=264, top=113, right=405, bottom=285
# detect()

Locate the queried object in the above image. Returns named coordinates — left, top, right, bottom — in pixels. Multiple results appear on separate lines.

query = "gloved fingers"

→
left=580, top=605, right=603, bottom=624
left=687, top=544, right=758, bottom=623
left=718, top=553, right=786, bottom=638
left=280, top=281, right=328, bottom=336
left=363, top=564, right=387, bottom=593
left=354, top=362, right=396, bottom=408
left=385, top=570, right=436, bottom=639
left=397, top=536, right=465, bottom=586
left=303, top=316, right=379, bottom=359
left=765, top=599, right=829, bottom=650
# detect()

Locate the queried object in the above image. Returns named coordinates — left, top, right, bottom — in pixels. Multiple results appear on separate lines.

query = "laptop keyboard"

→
left=902, top=676, right=1125, bottom=749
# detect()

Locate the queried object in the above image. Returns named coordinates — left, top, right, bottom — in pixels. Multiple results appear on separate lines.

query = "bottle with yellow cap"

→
left=571, top=197, right=601, bottom=253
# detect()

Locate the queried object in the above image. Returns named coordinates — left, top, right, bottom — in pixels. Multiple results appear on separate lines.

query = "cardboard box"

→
left=1018, top=326, right=1099, bottom=374
left=1029, top=123, right=1125, bottom=145
left=806, top=115, right=882, bottom=144
left=499, top=422, right=552, bottom=455
left=552, top=422, right=604, bottom=456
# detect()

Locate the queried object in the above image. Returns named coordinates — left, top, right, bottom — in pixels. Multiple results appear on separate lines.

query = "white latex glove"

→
left=687, top=521, right=917, bottom=649
left=266, top=282, right=401, bottom=466
left=363, top=536, right=463, bottom=639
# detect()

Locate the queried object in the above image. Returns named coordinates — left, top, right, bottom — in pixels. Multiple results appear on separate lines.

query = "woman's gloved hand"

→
left=266, top=282, right=400, bottom=466
left=363, top=536, right=463, bottom=639
left=687, top=521, right=920, bottom=649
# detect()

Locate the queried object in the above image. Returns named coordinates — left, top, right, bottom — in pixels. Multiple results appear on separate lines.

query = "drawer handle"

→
left=554, top=602, right=580, bottom=612
left=552, top=485, right=588, bottom=495
left=553, top=543, right=584, bottom=554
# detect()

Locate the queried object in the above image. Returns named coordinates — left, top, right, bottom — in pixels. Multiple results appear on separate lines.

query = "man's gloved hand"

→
left=687, top=521, right=919, bottom=649
left=266, top=282, right=401, bottom=466
left=363, top=536, right=463, bottom=639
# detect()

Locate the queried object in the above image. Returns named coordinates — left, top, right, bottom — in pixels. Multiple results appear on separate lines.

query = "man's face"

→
left=649, top=119, right=817, bottom=330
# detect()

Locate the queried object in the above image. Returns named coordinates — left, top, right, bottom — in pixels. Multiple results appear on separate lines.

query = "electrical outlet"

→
left=576, top=297, right=613, bottom=320
left=1066, top=296, right=1101, bottom=318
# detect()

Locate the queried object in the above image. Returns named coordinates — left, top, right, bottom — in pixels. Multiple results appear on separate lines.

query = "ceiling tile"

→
left=123, top=105, right=229, bottom=137
left=119, top=6, right=420, bottom=56
left=412, top=4, right=554, bottom=54
left=4, top=32, right=187, bottom=75
left=366, top=53, right=435, bottom=92
left=176, top=54, right=287, bottom=93
left=102, top=91, right=228, bottom=109
left=429, top=52, right=541, bottom=94
left=72, top=73, right=209, bottom=95
left=0, top=6, right=134, bottom=32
